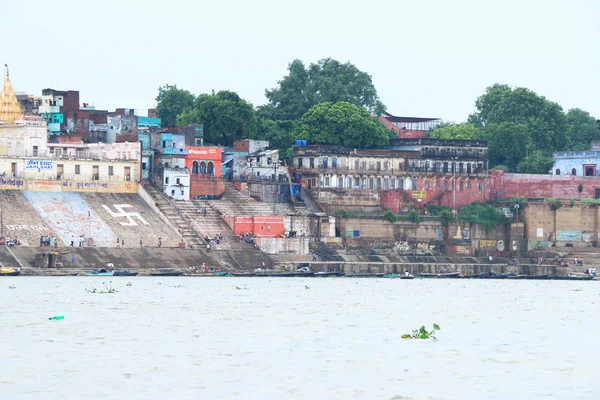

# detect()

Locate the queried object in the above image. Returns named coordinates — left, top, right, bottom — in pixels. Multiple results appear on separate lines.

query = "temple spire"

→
left=0, top=67, right=23, bottom=124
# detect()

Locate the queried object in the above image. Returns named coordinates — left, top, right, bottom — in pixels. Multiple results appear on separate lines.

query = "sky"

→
left=1, top=0, right=599, bottom=122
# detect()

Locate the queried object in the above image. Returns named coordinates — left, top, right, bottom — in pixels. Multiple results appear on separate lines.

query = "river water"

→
left=1, top=277, right=598, bottom=400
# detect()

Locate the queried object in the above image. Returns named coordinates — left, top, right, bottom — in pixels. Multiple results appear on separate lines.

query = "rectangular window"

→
left=425, top=180, right=430, bottom=190
left=298, top=158, right=303, bottom=168
left=391, top=178, right=396, bottom=189
left=467, top=181, right=472, bottom=189
left=412, top=180, right=417, bottom=190
left=369, top=162, right=375, bottom=170
left=165, top=177, right=169, bottom=184
left=33, top=145, right=38, bottom=157
left=459, top=181, right=464, bottom=191
left=347, top=177, right=352, bottom=188
left=478, top=183, right=483, bottom=192
left=354, top=160, right=359, bottom=170
left=332, top=158, right=337, bottom=169
left=338, top=178, right=343, bottom=188
left=376, top=178, right=381, bottom=190
left=322, top=158, right=328, bottom=169
left=383, top=178, right=388, bottom=190
left=75, top=165, right=80, bottom=174
left=376, top=161, right=381, bottom=171
left=108, top=166, right=114, bottom=176
left=176, top=178, right=180, bottom=185
left=362, top=161, right=367, bottom=170
left=142, top=162, right=147, bottom=170
left=369, top=178, right=374, bottom=189
left=325, top=176, right=330, bottom=187
left=383, top=161, right=389, bottom=170
left=310, top=158, right=315, bottom=168
left=354, top=177, right=359, bottom=188
left=436, top=181, right=440, bottom=188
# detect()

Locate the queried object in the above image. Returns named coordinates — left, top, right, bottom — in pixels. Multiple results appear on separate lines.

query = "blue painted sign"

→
left=25, top=160, right=54, bottom=170
left=556, top=230, right=582, bottom=241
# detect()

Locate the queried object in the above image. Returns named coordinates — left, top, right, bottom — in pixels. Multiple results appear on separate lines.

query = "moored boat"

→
left=548, top=275, right=594, bottom=281
left=346, top=273, right=384, bottom=278
left=113, top=270, right=138, bottom=276
left=150, top=268, right=184, bottom=277
left=414, top=272, right=460, bottom=279
left=314, top=271, right=345, bottom=277
left=86, top=269, right=114, bottom=276
left=0, top=267, right=20, bottom=276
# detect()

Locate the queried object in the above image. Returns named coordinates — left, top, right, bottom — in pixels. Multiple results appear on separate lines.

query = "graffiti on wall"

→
left=479, top=240, right=497, bottom=248
left=453, top=225, right=470, bottom=239
left=556, top=230, right=582, bottom=241
left=102, top=204, right=149, bottom=226
left=6, top=224, right=50, bottom=232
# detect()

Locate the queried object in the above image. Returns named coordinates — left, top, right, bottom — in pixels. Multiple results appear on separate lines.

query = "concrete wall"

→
left=255, top=237, right=309, bottom=255
left=524, top=202, right=599, bottom=249
left=0, top=178, right=137, bottom=193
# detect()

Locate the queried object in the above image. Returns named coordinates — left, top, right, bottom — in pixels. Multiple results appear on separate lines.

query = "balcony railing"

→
left=0, top=150, right=140, bottom=162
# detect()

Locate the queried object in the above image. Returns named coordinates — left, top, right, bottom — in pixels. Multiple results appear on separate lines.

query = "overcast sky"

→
left=2, top=0, right=598, bottom=122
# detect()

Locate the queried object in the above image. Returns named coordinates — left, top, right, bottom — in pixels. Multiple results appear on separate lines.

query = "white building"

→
left=163, top=167, right=190, bottom=200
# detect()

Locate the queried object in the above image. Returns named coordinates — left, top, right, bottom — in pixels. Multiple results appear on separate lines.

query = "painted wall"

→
left=0, top=178, right=137, bottom=193
left=185, top=146, right=222, bottom=177
left=553, top=151, right=600, bottom=176
left=255, top=237, right=309, bottom=255
left=0, top=124, right=48, bottom=157
left=226, top=216, right=285, bottom=237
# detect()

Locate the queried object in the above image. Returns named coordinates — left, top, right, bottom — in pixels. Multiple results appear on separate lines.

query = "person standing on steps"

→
left=203, top=207, right=207, bottom=217
left=158, top=237, right=162, bottom=248
left=70, top=236, right=74, bottom=247
left=312, top=252, right=317, bottom=262
left=371, top=246, right=375, bottom=255
left=139, top=238, right=143, bottom=248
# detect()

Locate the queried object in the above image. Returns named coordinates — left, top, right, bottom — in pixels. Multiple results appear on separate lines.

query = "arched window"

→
left=207, top=161, right=214, bottom=175
left=199, top=161, right=207, bottom=174
left=572, top=168, right=577, bottom=176
left=192, top=161, right=199, bottom=175
left=555, top=169, right=560, bottom=175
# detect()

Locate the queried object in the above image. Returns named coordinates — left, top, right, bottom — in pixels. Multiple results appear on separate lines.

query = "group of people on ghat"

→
left=205, top=234, right=224, bottom=252
left=41, top=235, right=58, bottom=247
left=188, top=262, right=215, bottom=273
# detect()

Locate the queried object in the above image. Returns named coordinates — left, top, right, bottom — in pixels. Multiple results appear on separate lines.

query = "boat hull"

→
left=150, top=272, right=184, bottom=276
left=0, top=271, right=20, bottom=276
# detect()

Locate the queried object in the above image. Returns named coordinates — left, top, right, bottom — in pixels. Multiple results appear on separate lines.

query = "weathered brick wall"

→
left=489, top=170, right=600, bottom=199
left=190, top=180, right=225, bottom=198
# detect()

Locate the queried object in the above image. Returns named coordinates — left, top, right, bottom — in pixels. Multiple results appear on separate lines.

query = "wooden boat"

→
left=254, top=272, right=315, bottom=277
left=231, top=272, right=256, bottom=277
left=0, top=267, right=20, bottom=276
left=86, top=269, right=114, bottom=276
left=314, top=271, right=345, bottom=277
left=150, top=271, right=184, bottom=276
left=548, top=275, right=594, bottom=281
left=462, top=272, right=516, bottom=279
left=345, top=273, right=384, bottom=278
left=113, top=270, right=138, bottom=276
left=414, top=272, right=460, bottom=279
left=151, top=268, right=184, bottom=277
left=507, top=275, right=549, bottom=280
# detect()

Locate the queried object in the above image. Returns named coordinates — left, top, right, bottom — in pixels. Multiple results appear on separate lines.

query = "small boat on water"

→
left=314, top=271, right=345, bottom=277
left=383, top=273, right=414, bottom=279
left=231, top=272, right=256, bottom=277
left=507, top=274, right=549, bottom=280
left=414, top=272, right=460, bottom=279
left=150, top=268, right=184, bottom=277
left=345, top=273, right=384, bottom=278
left=0, top=267, right=20, bottom=276
left=86, top=269, right=114, bottom=276
left=113, top=270, right=138, bottom=277
left=462, top=272, right=516, bottom=279
left=548, top=275, right=594, bottom=281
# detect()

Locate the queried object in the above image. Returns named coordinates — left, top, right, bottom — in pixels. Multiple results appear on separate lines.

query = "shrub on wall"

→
left=546, top=198, right=563, bottom=211
left=408, top=209, right=421, bottom=223
left=457, top=202, right=508, bottom=232
left=336, top=208, right=354, bottom=219
left=439, top=209, right=454, bottom=226
left=384, top=210, right=397, bottom=223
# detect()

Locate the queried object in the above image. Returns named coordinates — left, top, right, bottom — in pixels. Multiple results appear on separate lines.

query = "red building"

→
left=185, top=146, right=225, bottom=198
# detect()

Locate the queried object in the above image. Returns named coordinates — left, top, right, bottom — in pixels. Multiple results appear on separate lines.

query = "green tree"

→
left=429, top=123, right=480, bottom=140
left=179, top=90, right=256, bottom=146
left=251, top=117, right=297, bottom=158
left=469, top=83, right=569, bottom=154
left=155, top=84, right=195, bottom=127
left=457, top=202, right=508, bottom=232
left=260, top=58, right=385, bottom=121
left=482, top=122, right=529, bottom=170
left=295, top=102, right=391, bottom=148
left=566, top=108, right=600, bottom=150
left=516, top=150, right=554, bottom=174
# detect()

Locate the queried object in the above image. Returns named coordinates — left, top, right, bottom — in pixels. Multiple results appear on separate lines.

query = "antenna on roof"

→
left=4, top=63, right=8, bottom=78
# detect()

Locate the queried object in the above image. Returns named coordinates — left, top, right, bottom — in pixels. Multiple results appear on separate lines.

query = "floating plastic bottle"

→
left=49, top=316, right=64, bottom=320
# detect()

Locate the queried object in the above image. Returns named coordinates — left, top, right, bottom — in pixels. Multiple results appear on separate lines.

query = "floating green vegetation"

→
left=402, top=324, right=441, bottom=340
left=8, top=285, right=16, bottom=289
left=86, top=282, right=116, bottom=294
left=126, top=282, right=132, bottom=287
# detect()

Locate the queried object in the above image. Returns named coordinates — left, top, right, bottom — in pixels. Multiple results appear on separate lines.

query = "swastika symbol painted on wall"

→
left=102, top=204, right=149, bottom=226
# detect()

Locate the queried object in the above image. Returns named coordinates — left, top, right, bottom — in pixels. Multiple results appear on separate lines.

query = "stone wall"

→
left=524, top=202, right=599, bottom=249
left=255, top=237, right=309, bottom=255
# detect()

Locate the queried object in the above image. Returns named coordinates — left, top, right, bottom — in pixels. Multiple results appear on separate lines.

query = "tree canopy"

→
left=566, top=108, right=600, bottom=150
left=259, top=58, right=386, bottom=121
left=428, top=83, right=599, bottom=173
left=429, top=123, right=479, bottom=140
left=179, top=90, right=257, bottom=147
left=295, top=102, right=391, bottom=148
left=155, top=84, right=195, bottom=127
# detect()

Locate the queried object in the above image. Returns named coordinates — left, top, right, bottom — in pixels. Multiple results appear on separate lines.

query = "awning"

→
left=222, top=157, right=234, bottom=165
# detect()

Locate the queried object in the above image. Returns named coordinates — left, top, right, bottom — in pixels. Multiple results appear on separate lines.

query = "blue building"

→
left=553, top=142, right=600, bottom=176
